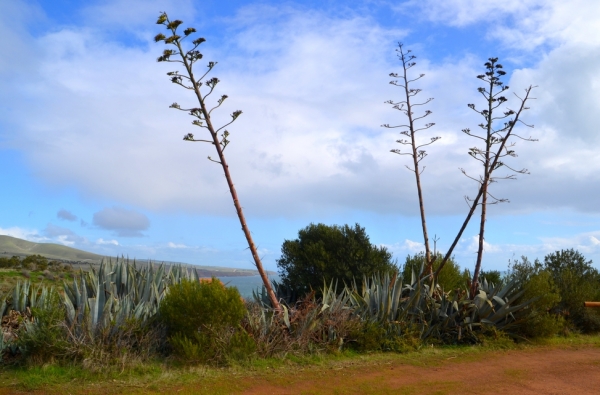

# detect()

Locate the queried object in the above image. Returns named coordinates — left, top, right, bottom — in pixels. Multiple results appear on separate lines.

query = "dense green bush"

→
left=350, top=321, right=421, bottom=353
left=21, top=255, right=48, bottom=271
left=159, top=278, right=254, bottom=364
left=402, top=252, right=468, bottom=293
left=277, top=223, right=397, bottom=298
left=505, top=256, right=564, bottom=338
left=15, top=291, right=70, bottom=364
left=0, top=256, right=21, bottom=268
left=544, top=249, right=600, bottom=333
left=479, top=270, right=503, bottom=286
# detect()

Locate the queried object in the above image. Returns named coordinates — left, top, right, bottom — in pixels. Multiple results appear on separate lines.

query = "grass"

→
left=0, top=269, right=74, bottom=294
left=1, top=334, right=598, bottom=394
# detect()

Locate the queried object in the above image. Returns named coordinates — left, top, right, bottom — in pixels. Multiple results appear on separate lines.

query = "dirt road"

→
left=240, top=346, right=600, bottom=395
left=1, top=344, right=598, bottom=394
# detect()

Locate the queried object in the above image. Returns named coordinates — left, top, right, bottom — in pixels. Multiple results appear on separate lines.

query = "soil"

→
left=1, top=345, right=598, bottom=394
left=241, top=346, right=600, bottom=395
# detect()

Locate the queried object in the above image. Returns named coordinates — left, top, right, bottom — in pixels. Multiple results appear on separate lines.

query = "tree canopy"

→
left=277, top=223, right=397, bottom=297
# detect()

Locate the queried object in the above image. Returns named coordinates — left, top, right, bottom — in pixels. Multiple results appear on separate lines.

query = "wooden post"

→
left=583, top=302, right=600, bottom=308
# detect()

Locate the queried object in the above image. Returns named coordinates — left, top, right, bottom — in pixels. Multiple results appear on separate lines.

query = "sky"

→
left=1, top=0, right=600, bottom=273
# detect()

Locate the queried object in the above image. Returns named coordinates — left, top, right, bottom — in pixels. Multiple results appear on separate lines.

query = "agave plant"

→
left=0, top=280, right=56, bottom=360
left=248, top=280, right=357, bottom=356
left=349, top=269, right=534, bottom=343
left=61, top=257, right=200, bottom=339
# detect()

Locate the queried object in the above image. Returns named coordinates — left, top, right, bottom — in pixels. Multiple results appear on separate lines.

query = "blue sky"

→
left=1, top=0, right=600, bottom=273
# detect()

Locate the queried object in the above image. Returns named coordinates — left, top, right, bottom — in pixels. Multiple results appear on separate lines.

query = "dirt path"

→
left=240, top=346, right=600, bottom=395
left=1, top=345, right=599, bottom=394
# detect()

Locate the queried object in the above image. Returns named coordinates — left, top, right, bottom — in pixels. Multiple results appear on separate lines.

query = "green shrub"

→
left=544, top=249, right=600, bottom=333
left=22, top=255, right=48, bottom=271
left=16, top=291, right=70, bottom=364
left=0, top=256, right=21, bottom=268
left=159, top=278, right=253, bottom=364
left=170, top=327, right=256, bottom=364
left=480, top=270, right=503, bottom=286
left=277, top=223, right=398, bottom=298
left=350, top=321, right=421, bottom=353
left=160, top=278, right=246, bottom=336
left=402, top=252, right=467, bottom=293
left=506, top=256, right=564, bottom=338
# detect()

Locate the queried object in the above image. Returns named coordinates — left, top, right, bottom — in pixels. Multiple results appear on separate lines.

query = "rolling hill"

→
left=0, top=235, right=104, bottom=262
left=0, top=235, right=273, bottom=276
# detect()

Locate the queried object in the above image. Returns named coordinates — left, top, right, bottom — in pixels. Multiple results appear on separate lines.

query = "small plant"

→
left=41, top=270, right=55, bottom=281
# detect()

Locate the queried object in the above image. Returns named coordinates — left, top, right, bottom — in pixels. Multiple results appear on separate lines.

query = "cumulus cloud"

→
left=0, top=0, right=599, bottom=223
left=466, top=235, right=502, bottom=254
left=57, top=209, right=77, bottom=222
left=97, top=238, right=119, bottom=246
left=398, top=0, right=600, bottom=52
left=92, top=206, right=150, bottom=237
left=0, top=226, right=44, bottom=242
left=42, top=224, right=86, bottom=246
left=168, top=242, right=188, bottom=249
left=383, top=239, right=425, bottom=257
left=397, top=0, right=541, bottom=27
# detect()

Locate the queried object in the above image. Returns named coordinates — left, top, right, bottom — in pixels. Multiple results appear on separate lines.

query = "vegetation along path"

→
left=1, top=342, right=598, bottom=394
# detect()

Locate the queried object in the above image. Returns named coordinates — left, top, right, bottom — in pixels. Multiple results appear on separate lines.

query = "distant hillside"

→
left=0, top=235, right=105, bottom=262
left=0, top=235, right=274, bottom=276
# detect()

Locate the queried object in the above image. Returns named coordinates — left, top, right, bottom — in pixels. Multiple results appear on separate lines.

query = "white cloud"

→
left=397, top=0, right=541, bottom=27
left=97, top=238, right=119, bottom=246
left=382, top=239, right=425, bottom=257
left=466, top=235, right=502, bottom=254
left=398, top=0, right=600, bottom=50
left=538, top=231, right=600, bottom=256
left=56, top=235, right=76, bottom=247
left=0, top=226, right=45, bottom=242
left=403, top=239, right=425, bottom=253
left=1, top=1, right=599, bottom=224
left=167, top=242, right=188, bottom=249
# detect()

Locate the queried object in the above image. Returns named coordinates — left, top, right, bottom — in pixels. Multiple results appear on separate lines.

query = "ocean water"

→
left=217, top=275, right=281, bottom=299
